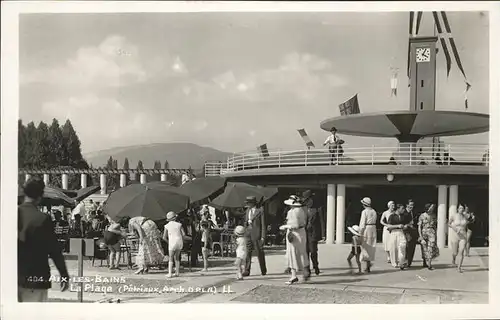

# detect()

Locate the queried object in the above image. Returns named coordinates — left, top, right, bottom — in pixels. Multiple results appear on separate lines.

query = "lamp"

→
left=386, top=174, right=394, bottom=182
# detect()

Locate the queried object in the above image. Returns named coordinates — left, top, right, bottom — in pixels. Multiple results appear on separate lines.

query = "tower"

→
left=408, top=36, right=438, bottom=111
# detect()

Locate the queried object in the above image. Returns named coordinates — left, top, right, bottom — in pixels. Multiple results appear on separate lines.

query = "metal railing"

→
left=204, top=143, right=489, bottom=176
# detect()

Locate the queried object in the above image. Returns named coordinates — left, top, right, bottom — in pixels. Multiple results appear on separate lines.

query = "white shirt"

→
left=324, top=134, right=338, bottom=146
left=164, top=221, right=184, bottom=250
left=71, top=202, right=87, bottom=220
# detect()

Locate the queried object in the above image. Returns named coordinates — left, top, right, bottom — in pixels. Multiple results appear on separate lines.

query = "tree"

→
left=164, top=159, right=169, bottom=169
left=48, top=118, right=65, bottom=167
left=62, top=120, right=85, bottom=168
left=33, top=122, right=50, bottom=169
left=137, top=160, right=144, bottom=170
left=123, top=158, right=130, bottom=170
left=18, top=120, right=26, bottom=168
left=23, top=122, right=37, bottom=168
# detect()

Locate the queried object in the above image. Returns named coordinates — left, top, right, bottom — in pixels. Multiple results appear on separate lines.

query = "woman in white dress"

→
left=163, top=211, right=187, bottom=278
left=380, top=201, right=396, bottom=263
left=280, top=195, right=310, bottom=285
left=359, top=197, right=378, bottom=273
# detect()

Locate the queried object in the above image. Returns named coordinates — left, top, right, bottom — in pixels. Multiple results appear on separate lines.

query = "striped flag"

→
left=258, top=144, right=270, bottom=158
left=339, top=94, right=360, bottom=116
left=390, top=68, right=398, bottom=97
left=297, top=129, right=315, bottom=148
left=439, top=11, right=471, bottom=110
left=432, top=12, right=453, bottom=78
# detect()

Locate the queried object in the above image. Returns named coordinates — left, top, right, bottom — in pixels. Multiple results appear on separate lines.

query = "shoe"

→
left=166, top=274, right=173, bottom=278
left=237, top=275, right=243, bottom=280
left=314, top=267, right=320, bottom=275
left=284, top=268, right=291, bottom=274
left=285, top=277, right=299, bottom=285
left=427, top=266, right=434, bottom=270
left=134, top=268, right=145, bottom=275
left=261, top=271, right=267, bottom=276
left=242, top=272, right=250, bottom=277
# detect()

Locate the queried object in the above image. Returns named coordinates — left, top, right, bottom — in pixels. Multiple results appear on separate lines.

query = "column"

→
left=100, top=174, right=107, bottom=195
left=448, top=185, right=459, bottom=247
left=25, top=173, right=31, bottom=183
left=120, top=174, right=127, bottom=188
left=43, top=173, right=50, bottom=186
left=61, top=173, right=69, bottom=190
left=160, top=173, right=167, bottom=182
left=140, top=173, right=147, bottom=184
left=325, top=184, right=336, bottom=244
left=437, top=185, right=448, bottom=249
left=335, top=184, right=346, bottom=245
left=80, top=174, right=88, bottom=189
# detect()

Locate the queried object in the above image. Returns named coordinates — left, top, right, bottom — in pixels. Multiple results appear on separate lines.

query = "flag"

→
left=339, top=94, right=360, bottom=116
left=390, top=68, right=398, bottom=97
left=258, top=144, right=270, bottom=158
left=440, top=11, right=471, bottom=110
left=433, top=12, right=453, bottom=77
left=297, top=129, right=315, bottom=148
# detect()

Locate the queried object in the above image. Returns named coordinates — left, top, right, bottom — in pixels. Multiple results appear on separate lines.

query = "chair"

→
left=92, top=238, right=109, bottom=267
left=121, top=234, right=139, bottom=269
left=220, top=229, right=236, bottom=257
left=54, top=225, right=70, bottom=252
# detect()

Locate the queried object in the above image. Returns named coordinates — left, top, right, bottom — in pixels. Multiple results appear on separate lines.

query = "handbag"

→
left=287, top=231, right=294, bottom=243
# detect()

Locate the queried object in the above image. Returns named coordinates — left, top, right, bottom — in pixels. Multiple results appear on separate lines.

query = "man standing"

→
left=243, top=196, right=267, bottom=276
left=18, top=178, right=69, bottom=302
left=303, top=190, right=323, bottom=275
left=323, top=127, right=344, bottom=164
left=403, top=199, right=424, bottom=268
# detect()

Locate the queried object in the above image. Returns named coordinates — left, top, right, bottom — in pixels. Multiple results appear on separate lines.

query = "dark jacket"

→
left=245, top=207, right=266, bottom=241
left=306, top=207, right=323, bottom=241
left=18, top=203, right=69, bottom=289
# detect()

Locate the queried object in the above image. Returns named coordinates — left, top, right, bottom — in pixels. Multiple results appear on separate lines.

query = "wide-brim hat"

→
left=234, top=225, right=245, bottom=236
left=348, top=225, right=361, bottom=237
left=245, top=196, right=258, bottom=205
left=166, top=211, right=177, bottom=221
left=284, top=195, right=303, bottom=207
left=361, top=197, right=372, bottom=207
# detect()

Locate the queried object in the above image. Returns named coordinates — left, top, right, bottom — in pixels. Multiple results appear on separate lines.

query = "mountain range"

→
left=84, top=143, right=233, bottom=173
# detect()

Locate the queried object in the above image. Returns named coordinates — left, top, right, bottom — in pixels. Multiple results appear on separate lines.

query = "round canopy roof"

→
left=320, top=111, right=489, bottom=141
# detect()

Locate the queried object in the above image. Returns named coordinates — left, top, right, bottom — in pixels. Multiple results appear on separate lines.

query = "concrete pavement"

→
left=47, top=244, right=488, bottom=303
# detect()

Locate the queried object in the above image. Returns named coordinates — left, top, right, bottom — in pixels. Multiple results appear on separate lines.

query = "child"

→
left=234, top=226, right=247, bottom=280
left=163, top=211, right=187, bottom=278
left=347, top=225, right=362, bottom=274
left=200, top=220, right=211, bottom=272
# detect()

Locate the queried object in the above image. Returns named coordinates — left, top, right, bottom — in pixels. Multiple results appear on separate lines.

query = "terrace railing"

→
left=204, top=143, right=489, bottom=177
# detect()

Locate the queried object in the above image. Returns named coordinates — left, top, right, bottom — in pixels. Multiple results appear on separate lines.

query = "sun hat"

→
left=348, top=225, right=361, bottom=237
left=234, top=225, right=245, bottom=236
left=166, top=211, right=177, bottom=221
left=284, top=195, right=303, bottom=207
left=244, top=196, right=258, bottom=207
left=361, top=197, right=372, bottom=207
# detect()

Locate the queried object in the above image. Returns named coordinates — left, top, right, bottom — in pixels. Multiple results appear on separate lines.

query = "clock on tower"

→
left=409, top=36, right=438, bottom=112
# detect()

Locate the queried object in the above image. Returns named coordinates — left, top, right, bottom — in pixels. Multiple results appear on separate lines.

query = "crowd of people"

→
left=18, top=176, right=480, bottom=302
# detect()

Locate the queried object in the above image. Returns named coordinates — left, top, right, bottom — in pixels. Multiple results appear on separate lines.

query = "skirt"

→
left=135, top=220, right=165, bottom=267
left=286, top=228, right=309, bottom=270
left=382, top=226, right=391, bottom=251
left=361, top=225, right=377, bottom=262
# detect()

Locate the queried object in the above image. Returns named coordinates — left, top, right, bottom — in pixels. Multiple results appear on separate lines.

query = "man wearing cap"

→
left=303, top=190, right=323, bottom=275
left=18, top=178, right=69, bottom=302
left=323, top=127, right=344, bottom=165
left=243, top=196, right=267, bottom=276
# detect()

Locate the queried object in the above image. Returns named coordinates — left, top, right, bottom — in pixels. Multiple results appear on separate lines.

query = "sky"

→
left=19, top=11, right=489, bottom=154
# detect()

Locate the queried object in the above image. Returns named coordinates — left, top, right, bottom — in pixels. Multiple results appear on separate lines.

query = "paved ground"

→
left=47, top=244, right=488, bottom=304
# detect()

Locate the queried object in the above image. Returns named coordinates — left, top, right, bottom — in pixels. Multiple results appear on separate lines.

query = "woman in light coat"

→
left=359, top=197, right=378, bottom=273
left=380, top=201, right=396, bottom=263
left=280, top=195, right=310, bottom=285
